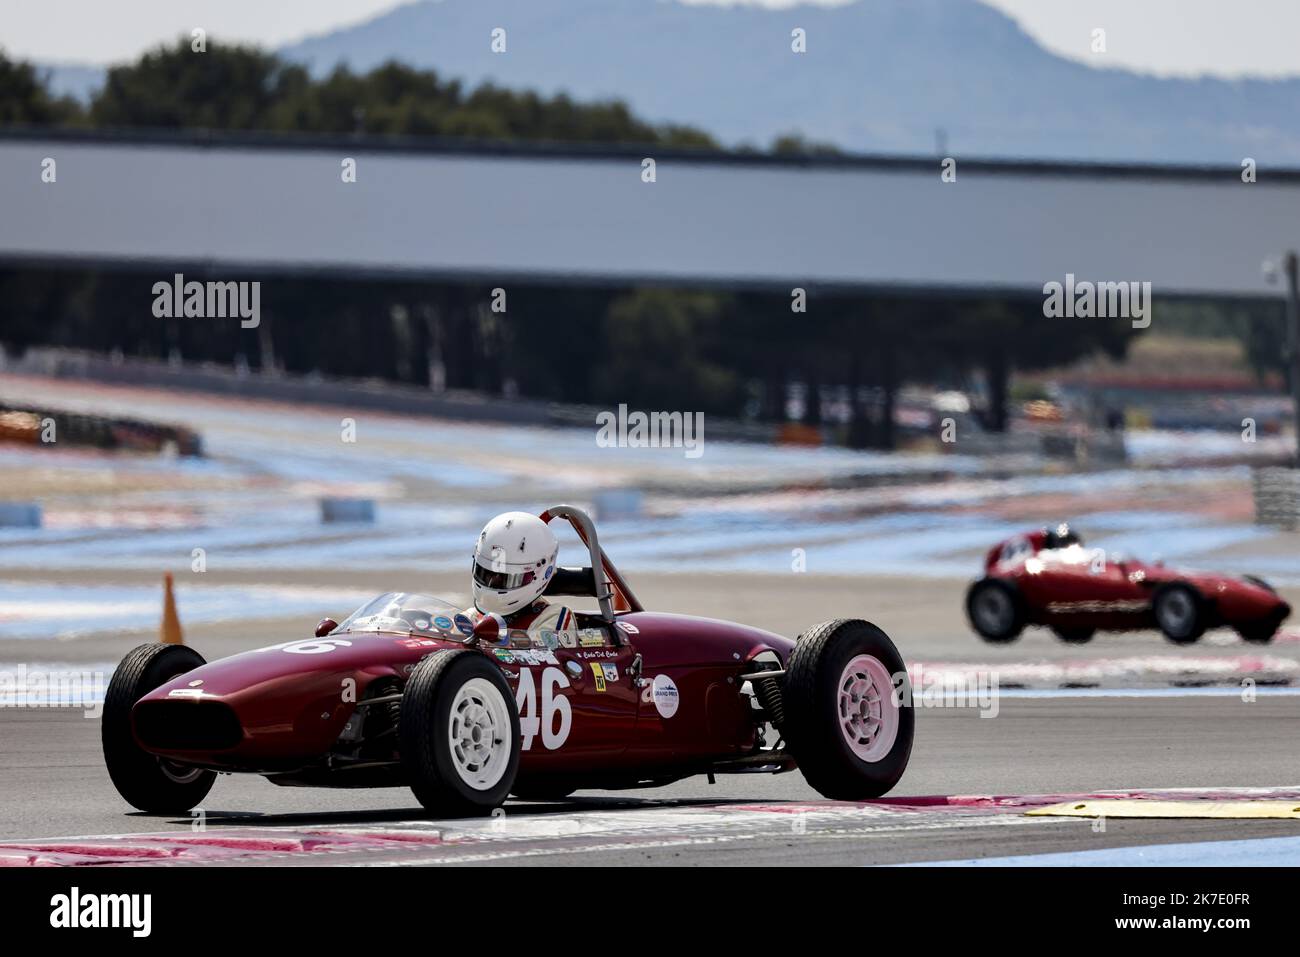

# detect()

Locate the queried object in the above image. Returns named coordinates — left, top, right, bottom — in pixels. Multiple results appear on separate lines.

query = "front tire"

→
left=1153, top=583, right=1206, bottom=644
left=966, top=578, right=1024, bottom=643
left=784, top=619, right=914, bottom=800
left=401, top=650, right=521, bottom=816
left=102, top=643, right=216, bottom=813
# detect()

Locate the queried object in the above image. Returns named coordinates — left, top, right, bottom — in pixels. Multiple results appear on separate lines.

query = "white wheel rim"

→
left=974, top=587, right=1012, bottom=633
left=1158, top=591, right=1194, bottom=635
left=837, top=654, right=899, bottom=763
left=447, top=677, right=512, bottom=791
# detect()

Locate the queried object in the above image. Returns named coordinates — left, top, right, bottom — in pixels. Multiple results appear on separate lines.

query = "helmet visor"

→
left=472, top=557, right=537, bottom=591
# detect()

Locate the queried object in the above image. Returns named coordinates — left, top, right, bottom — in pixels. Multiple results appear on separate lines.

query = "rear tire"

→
left=965, top=578, right=1024, bottom=643
left=401, top=650, right=521, bottom=816
left=1052, top=626, right=1095, bottom=644
left=102, top=643, right=216, bottom=813
left=1153, top=583, right=1206, bottom=644
left=784, top=619, right=914, bottom=800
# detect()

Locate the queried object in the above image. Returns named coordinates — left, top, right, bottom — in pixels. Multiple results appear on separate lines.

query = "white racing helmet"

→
left=471, top=511, right=558, bottom=615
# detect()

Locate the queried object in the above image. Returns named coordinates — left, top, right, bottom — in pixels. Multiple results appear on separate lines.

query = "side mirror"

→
left=471, top=615, right=501, bottom=645
left=315, top=617, right=339, bottom=637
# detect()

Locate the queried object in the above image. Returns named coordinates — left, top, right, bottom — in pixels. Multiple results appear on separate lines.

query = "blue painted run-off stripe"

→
left=900, top=835, right=1300, bottom=867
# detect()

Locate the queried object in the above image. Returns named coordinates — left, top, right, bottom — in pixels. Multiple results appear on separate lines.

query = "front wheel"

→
left=783, top=619, right=914, bottom=800
left=1153, top=583, right=1206, bottom=644
left=102, top=643, right=216, bottom=813
left=401, top=650, right=521, bottom=816
left=965, top=578, right=1024, bottom=643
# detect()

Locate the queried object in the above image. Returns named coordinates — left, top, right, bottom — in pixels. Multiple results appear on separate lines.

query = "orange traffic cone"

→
left=160, top=572, right=184, bottom=645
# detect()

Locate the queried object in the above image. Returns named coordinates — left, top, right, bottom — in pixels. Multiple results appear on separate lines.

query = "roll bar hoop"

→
left=538, top=504, right=643, bottom=623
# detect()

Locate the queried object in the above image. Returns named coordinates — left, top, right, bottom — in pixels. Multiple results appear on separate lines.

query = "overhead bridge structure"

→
left=2, top=129, right=1299, bottom=297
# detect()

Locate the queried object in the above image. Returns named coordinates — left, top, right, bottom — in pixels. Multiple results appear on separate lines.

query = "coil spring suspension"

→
left=381, top=694, right=401, bottom=734
left=752, top=674, right=785, bottom=728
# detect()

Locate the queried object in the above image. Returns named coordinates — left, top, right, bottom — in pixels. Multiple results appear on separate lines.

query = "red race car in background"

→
left=966, top=524, right=1291, bottom=645
left=102, top=505, right=914, bottom=817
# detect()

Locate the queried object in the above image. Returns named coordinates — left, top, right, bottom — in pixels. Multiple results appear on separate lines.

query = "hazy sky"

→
left=2, top=0, right=1298, bottom=78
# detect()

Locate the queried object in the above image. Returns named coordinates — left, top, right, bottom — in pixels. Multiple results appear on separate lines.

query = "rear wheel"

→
left=1153, top=583, right=1206, bottom=644
left=965, top=578, right=1024, bottom=643
left=401, top=650, right=521, bottom=816
left=1052, top=626, right=1095, bottom=644
left=102, top=643, right=216, bottom=813
left=784, top=619, right=914, bottom=800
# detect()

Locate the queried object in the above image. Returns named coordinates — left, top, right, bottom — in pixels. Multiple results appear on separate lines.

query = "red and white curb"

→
left=4, top=787, right=1298, bottom=866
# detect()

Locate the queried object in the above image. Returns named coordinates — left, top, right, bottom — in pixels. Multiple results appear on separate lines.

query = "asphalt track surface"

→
left=3, top=574, right=1300, bottom=865
left=2, top=696, right=1297, bottom=865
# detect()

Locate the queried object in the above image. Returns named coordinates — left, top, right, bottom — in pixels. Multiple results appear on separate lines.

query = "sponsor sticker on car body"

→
left=652, top=674, right=679, bottom=718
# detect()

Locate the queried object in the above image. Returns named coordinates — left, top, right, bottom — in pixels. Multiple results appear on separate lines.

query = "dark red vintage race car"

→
left=965, top=524, right=1291, bottom=645
left=103, top=506, right=914, bottom=816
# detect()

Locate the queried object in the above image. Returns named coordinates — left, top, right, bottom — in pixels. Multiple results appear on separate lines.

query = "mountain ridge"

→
left=39, top=0, right=1300, bottom=164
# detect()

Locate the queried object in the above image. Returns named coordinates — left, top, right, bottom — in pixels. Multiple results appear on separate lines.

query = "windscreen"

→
left=336, top=592, right=465, bottom=638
